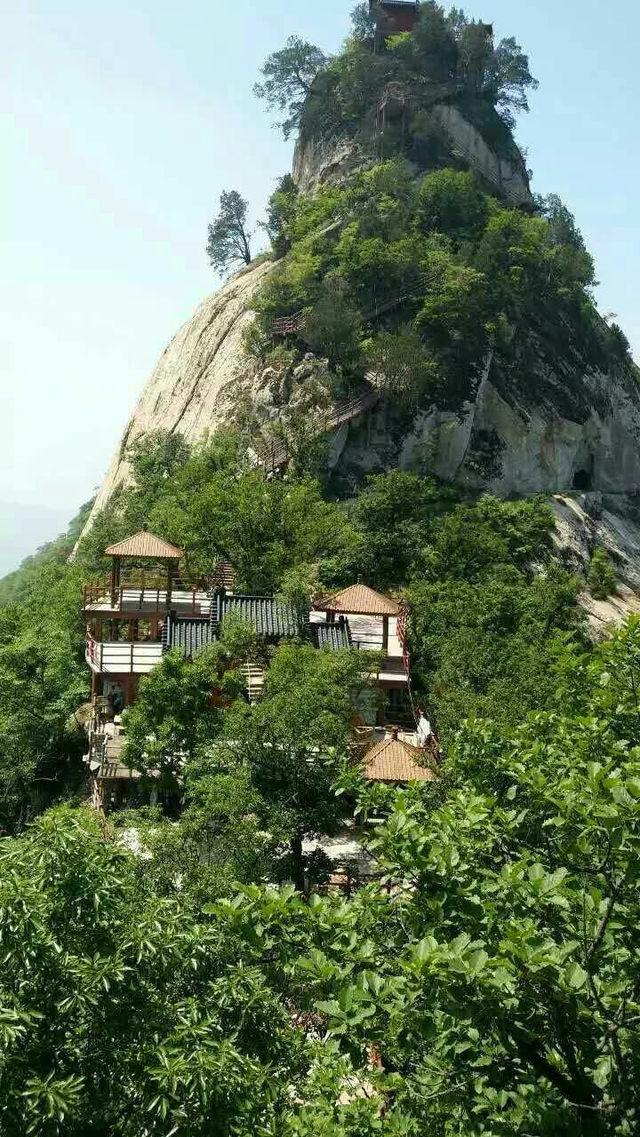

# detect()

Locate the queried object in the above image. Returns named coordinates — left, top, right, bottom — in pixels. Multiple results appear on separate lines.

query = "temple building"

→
left=82, top=532, right=435, bottom=809
left=370, top=0, right=420, bottom=48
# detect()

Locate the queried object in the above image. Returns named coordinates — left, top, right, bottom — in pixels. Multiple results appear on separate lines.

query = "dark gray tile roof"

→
left=164, top=595, right=355, bottom=660
left=163, top=614, right=215, bottom=659
left=311, top=619, right=353, bottom=651
left=212, top=593, right=302, bottom=639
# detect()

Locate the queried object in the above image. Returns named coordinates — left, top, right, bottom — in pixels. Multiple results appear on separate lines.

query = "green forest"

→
left=1, top=3, right=639, bottom=1134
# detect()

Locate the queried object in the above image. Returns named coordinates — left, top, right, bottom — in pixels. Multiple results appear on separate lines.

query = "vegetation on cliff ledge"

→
left=1, top=4, right=638, bottom=1134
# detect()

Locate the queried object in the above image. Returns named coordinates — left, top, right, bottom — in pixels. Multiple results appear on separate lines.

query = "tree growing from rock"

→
left=206, top=190, right=253, bottom=276
left=366, top=325, right=438, bottom=402
left=254, top=36, right=328, bottom=139
left=305, top=285, right=363, bottom=374
left=588, top=546, right=617, bottom=600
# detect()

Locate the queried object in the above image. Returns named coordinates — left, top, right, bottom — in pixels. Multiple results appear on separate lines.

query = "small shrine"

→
left=362, top=728, right=438, bottom=783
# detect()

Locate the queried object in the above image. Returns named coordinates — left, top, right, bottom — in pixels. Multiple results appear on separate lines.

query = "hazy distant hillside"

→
left=0, top=501, right=76, bottom=579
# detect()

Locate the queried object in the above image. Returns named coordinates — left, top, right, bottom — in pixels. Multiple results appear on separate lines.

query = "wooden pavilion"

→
left=370, top=0, right=420, bottom=45
left=362, top=728, right=438, bottom=783
left=320, top=582, right=400, bottom=653
left=104, top=531, right=185, bottom=607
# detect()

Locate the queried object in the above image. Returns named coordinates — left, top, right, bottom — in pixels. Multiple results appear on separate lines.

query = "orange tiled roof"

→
left=322, top=583, right=400, bottom=617
left=104, top=532, right=185, bottom=559
left=363, top=735, right=437, bottom=783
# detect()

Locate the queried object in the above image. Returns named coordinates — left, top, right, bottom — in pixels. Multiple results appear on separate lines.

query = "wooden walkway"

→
left=270, top=289, right=417, bottom=340
left=257, top=381, right=382, bottom=473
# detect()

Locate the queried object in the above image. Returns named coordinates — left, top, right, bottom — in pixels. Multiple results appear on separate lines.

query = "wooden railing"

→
left=270, top=288, right=417, bottom=341
left=83, top=582, right=212, bottom=614
left=258, top=384, right=382, bottom=472
left=85, top=634, right=163, bottom=675
left=270, top=310, right=308, bottom=337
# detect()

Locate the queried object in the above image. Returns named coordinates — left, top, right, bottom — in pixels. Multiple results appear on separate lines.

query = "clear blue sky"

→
left=3, top=0, right=638, bottom=515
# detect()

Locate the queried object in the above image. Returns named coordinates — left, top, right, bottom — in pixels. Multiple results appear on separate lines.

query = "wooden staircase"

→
left=242, top=663, right=265, bottom=702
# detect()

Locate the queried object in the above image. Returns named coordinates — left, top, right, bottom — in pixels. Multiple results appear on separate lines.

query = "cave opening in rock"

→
left=573, top=466, right=594, bottom=491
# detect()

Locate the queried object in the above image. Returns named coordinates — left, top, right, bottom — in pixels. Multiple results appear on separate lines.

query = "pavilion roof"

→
left=363, top=735, right=437, bottom=783
left=321, top=583, right=400, bottom=617
left=104, top=532, right=185, bottom=559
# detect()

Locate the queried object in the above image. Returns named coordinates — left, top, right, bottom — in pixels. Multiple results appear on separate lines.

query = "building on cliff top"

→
left=82, top=533, right=431, bottom=810
left=371, top=1, right=420, bottom=47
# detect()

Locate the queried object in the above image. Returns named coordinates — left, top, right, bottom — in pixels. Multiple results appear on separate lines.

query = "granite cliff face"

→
left=82, top=259, right=274, bottom=532
left=293, top=101, right=532, bottom=208
left=80, top=104, right=640, bottom=612
left=324, top=356, right=640, bottom=497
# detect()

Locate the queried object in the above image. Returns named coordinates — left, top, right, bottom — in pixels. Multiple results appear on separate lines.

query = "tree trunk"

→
left=291, top=832, right=305, bottom=894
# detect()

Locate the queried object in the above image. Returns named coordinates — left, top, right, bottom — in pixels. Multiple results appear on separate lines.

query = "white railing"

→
left=83, top=584, right=211, bottom=615
left=85, top=635, right=164, bottom=675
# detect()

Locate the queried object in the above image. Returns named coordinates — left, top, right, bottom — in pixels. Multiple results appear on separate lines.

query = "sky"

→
left=2, top=0, right=639, bottom=525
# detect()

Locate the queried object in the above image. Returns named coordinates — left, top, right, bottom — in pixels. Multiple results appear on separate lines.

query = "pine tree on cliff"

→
left=206, top=189, right=253, bottom=276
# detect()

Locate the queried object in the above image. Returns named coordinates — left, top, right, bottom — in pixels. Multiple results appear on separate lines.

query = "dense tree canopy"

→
left=3, top=623, right=640, bottom=1133
left=251, top=158, right=613, bottom=411
left=257, top=3, right=538, bottom=144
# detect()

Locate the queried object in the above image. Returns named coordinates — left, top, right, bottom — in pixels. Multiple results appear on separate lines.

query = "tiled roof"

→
left=213, top=593, right=302, bottom=639
left=311, top=618, right=353, bottom=651
left=165, top=599, right=355, bottom=659
left=363, top=735, right=437, bottom=783
left=321, top=584, right=400, bottom=617
left=163, top=614, right=215, bottom=659
left=104, top=532, right=185, bottom=559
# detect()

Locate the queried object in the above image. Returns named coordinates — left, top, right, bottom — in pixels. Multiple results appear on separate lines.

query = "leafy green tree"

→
left=149, top=462, right=360, bottom=593
left=122, top=642, right=247, bottom=783
left=254, top=37, right=328, bottom=140
left=227, top=643, right=376, bottom=891
left=206, top=189, right=253, bottom=276
left=365, top=325, right=438, bottom=403
left=350, top=2, right=378, bottom=41
left=415, top=168, right=488, bottom=240
left=487, top=34, right=540, bottom=124
left=0, top=807, right=319, bottom=1135
left=305, top=285, right=363, bottom=375
left=0, top=569, right=87, bottom=834
left=408, top=497, right=582, bottom=740
left=112, top=768, right=275, bottom=905
left=346, top=470, right=457, bottom=589
left=261, top=173, right=299, bottom=258
left=393, top=2, right=458, bottom=83
left=337, top=626, right=640, bottom=1132
left=589, top=546, right=617, bottom=600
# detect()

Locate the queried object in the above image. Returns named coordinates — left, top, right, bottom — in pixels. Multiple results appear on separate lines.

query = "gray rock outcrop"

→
left=551, top=493, right=640, bottom=635
left=81, top=259, right=274, bottom=534
left=292, top=101, right=532, bottom=207
left=77, top=93, right=640, bottom=618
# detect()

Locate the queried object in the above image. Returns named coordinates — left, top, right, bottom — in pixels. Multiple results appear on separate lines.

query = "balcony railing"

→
left=86, top=634, right=164, bottom=675
left=83, top=581, right=212, bottom=615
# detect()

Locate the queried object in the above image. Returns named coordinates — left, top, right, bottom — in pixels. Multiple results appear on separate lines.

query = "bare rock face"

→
left=432, top=104, right=531, bottom=208
left=292, top=102, right=532, bottom=208
left=551, top=493, right=640, bottom=635
left=324, top=368, right=640, bottom=498
left=81, top=259, right=274, bottom=534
